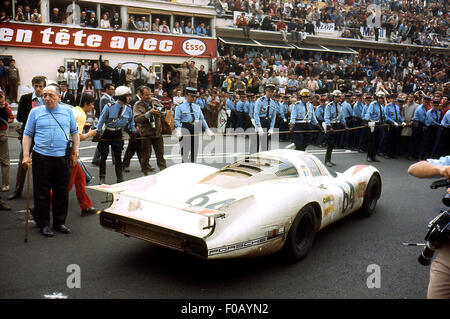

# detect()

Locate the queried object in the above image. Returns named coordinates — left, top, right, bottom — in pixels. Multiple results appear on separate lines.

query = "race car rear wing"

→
left=88, top=184, right=225, bottom=238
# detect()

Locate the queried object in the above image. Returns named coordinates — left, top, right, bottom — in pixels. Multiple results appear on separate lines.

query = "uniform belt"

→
left=295, top=120, right=310, bottom=124
left=105, top=127, right=122, bottom=131
left=331, top=120, right=340, bottom=123
left=260, top=116, right=270, bottom=119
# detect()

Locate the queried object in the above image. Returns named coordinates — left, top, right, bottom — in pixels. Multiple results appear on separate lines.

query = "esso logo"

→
left=182, top=39, right=207, bottom=56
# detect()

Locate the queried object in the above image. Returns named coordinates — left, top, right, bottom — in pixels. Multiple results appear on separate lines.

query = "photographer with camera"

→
left=133, top=87, right=167, bottom=175
left=408, top=156, right=450, bottom=299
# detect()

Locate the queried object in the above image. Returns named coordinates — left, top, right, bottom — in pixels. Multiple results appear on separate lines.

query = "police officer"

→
left=253, top=84, right=278, bottom=152
left=409, top=94, right=427, bottom=160
left=289, top=89, right=319, bottom=151
left=174, top=87, right=214, bottom=163
left=364, top=91, right=386, bottom=162
left=383, top=93, right=405, bottom=159
left=315, top=94, right=327, bottom=147
left=245, top=93, right=256, bottom=131
left=235, top=92, right=246, bottom=130
left=279, top=95, right=291, bottom=141
left=342, top=92, right=354, bottom=150
left=225, top=92, right=236, bottom=129
left=352, top=92, right=364, bottom=152
left=96, top=86, right=136, bottom=184
left=324, top=90, right=346, bottom=167
left=419, top=98, right=442, bottom=160
left=358, top=94, right=372, bottom=153
left=431, top=102, right=450, bottom=158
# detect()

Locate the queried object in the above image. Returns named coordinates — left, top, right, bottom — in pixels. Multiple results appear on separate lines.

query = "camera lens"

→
left=418, top=246, right=434, bottom=266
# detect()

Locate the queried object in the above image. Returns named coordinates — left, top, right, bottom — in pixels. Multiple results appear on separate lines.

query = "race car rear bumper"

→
left=100, top=211, right=208, bottom=258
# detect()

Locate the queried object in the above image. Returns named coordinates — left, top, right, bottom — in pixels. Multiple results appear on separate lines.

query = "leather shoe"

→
left=99, top=177, right=106, bottom=185
left=123, top=167, right=130, bottom=172
left=0, top=200, right=11, bottom=211
left=372, top=158, right=380, bottom=162
left=325, top=161, right=333, bottom=167
left=367, top=157, right=372, bottom=162
left=7, top=192, right=21, bottom=200
left=81, top=206, right=98, bottom=217
left=358, top=149, right=365, bottom=153
left=384, top=155, right=393, bottom=159
left=53, top=224, right=71, bottom=234
left=40, top=226, right=54, bottom=237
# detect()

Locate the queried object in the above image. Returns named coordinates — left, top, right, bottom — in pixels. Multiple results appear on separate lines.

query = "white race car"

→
left=90, top=150, right=381, bottom=261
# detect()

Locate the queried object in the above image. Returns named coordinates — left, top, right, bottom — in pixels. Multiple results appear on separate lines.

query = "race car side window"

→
left=303, top=156, right=324, bottom=177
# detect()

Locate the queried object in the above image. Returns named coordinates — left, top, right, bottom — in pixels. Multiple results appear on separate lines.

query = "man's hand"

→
left=88, top=129, right=98, bottom=138
left=22, top=155, right=32, bottom=169
left=439, top=166, right=450, bottom=180
left=70, top=153, right=78, bottom=168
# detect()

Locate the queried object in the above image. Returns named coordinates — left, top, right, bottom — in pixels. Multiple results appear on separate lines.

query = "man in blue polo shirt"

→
left=22, top=84, right=79, bottom=237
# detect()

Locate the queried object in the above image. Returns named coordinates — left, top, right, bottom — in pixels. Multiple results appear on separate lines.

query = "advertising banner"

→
left=0, top=23, right=217, bottom=58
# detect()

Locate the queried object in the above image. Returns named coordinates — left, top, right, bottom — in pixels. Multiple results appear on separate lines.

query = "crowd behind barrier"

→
left=224, top=0, right=448, bottom=47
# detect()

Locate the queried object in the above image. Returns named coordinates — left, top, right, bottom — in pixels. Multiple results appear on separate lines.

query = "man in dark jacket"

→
left=8, top=75, right=46, bottom=200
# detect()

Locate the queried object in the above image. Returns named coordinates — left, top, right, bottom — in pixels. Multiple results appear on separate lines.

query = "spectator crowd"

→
left=1, top=0, right=212, bottom=37
left=227, top=0, right=448, bottom=47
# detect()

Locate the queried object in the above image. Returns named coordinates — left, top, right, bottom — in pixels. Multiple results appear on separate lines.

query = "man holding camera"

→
left=408, top=156, right=450, bottom=299
left=133, top=86, right=167, bottom=175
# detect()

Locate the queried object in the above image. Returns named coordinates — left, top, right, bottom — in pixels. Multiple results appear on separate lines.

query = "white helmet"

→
left=115, top=86, right=132, bottom=97
left=332, top=90, right=342, bottom=97
left=300, top=89, right=310, bottom=97
left=376, top=91, right=385, bottom=98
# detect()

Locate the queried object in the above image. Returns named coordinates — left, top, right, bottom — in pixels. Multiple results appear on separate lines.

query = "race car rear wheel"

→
left=358, top=174, right=381, bottom=218
left=281, top=205, right=317, bottom=262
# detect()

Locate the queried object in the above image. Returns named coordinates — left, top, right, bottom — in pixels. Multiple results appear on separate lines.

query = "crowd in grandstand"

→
left=0, top=0, right=213, bottom=36
left=228, top=0, right=448, bottom=46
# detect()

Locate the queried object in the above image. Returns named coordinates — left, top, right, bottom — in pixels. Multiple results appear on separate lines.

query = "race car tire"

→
left=281, top=204, right=317, bottom=262
left=358, top=174, right=381, bottom=218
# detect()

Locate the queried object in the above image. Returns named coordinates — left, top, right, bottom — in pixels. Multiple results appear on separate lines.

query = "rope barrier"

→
left=5, top=123, right=411, bottom=140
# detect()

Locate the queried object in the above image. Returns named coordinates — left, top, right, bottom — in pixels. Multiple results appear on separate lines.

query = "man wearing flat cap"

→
left=174, top=87, right=214, bottom=163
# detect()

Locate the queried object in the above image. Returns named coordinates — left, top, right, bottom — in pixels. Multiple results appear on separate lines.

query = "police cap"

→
left=186, top=87, right=198, bottom=95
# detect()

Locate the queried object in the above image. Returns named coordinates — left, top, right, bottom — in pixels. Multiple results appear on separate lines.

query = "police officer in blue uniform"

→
left=253, top=84, right=278, bottom=152
left=358, top=94, right=372, bottom=153
left=419, top=98, right=442, bottom=160
left=225, top=92, right=236, bottom=129
left=431, top=101, right=449, bottom=158
left=245, top=93, right=256, bottom=131
left=235, top=91, right=246, bottom=130
left=289, top=89, right=319, bottom=151
left=324, top=90, right=346, bottom=167
left=315, top=94, right=327, bottom=147
left=383, top=93, right=405, bottom=159
left=352, top=92, right=364, bottom=152
left=342, top=92, right=354, bottom=150
left=96, top=86, right=136, bottom=184
left=408, top=94, right=427, bottom=160
left=174, top=87, right=214, bottom=163
left=364, top=91, right=386, bottom=162
left=278, top=95, right=291, bottom=141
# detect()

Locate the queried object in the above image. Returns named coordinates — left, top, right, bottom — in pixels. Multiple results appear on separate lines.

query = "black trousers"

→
left=408, top=121, right=424, bottom=158
left=251, top=118, right=271, bottom=153
left=292, top=123, right=314, bottom=151
left=325, top=123, right=344, bottom=162
left=32, top=151, right=70, bottom=228
left=122, top=132, right=142, bottom=168
left=367, top=126, right=384, bottom=159
left=98, top=130, right=124, bottom=182
left=180, top=123, right=200, bottom=163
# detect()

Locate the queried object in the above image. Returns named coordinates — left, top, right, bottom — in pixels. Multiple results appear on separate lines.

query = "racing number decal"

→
left=338, top=182, right=355, bottom=214
left=186, top=191, right=236, bottom=209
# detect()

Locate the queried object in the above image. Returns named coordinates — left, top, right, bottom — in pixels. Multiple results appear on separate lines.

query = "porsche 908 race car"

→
left=90, top=150, right=381, bottom=261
